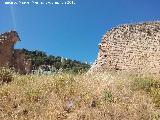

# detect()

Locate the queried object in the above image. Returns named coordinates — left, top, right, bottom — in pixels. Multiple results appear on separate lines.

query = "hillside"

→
left=0, top=70, right=159, bottom=119
left=21, top=48, right=90, bottom=73
left=0, top=22, right=160, bottom=120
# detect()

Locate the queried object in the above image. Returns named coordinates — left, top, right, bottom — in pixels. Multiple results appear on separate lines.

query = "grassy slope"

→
left=0, top=71, right=160, bottom=120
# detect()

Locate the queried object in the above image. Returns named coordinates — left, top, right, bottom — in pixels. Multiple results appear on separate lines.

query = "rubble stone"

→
left=0, top=31, right=32, bottom=74
left=90, top=22, right=160, bottom=74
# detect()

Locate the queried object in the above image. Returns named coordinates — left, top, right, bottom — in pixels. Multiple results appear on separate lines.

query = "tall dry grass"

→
left=0, top=70, right=159, bottom=120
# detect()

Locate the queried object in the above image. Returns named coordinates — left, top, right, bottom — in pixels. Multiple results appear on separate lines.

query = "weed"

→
left=0, top=67, right=14, bottom=83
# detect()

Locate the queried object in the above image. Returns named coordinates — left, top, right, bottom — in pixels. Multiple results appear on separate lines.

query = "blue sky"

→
left=0, top=0, right=160, bottom=63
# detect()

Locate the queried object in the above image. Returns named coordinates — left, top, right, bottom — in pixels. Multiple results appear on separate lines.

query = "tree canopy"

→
left=21, top=48, right=90, bottom=73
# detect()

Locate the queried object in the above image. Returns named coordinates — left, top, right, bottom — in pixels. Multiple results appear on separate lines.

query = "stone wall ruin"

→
left=0, top=31, right=32, bottom=74
left=90, top=22, right=160, bottom=74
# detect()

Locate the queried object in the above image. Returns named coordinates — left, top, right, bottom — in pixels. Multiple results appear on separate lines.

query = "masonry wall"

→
left=91, top=22, right=160, bottom=74
left=0, top=31, right=32, bottom=74
left=13, top=49, right=32, bottom=74
left=0, top=38, right=14, bottom=67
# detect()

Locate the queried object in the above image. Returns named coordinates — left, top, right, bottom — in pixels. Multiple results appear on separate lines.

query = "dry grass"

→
left=0, top=67, right=14, bottom=83
left=0, top=70, right=160, bottom=120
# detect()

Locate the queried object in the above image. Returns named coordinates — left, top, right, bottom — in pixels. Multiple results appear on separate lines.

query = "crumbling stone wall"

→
left=91, top=22, right=160, bottom=74
left=0, top=31, right=18, bottom=67
left=13, top=49, right=32, bottom=74
left=0, top=31, right=32, bottom=74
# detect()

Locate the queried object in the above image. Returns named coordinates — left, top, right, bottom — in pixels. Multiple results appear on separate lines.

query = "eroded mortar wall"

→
left=0, top=40, right=14, bottom=67
left=13, top=49, right=32, bottom=74
left=91, top=22, right=160, bottom=74
left=0, top=31, right=32, bottom=74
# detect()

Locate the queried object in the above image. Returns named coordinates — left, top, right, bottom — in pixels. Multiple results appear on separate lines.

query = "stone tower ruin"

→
left=90, top=22, right=160, bottom=74
left=0, top=31, right=32, bottom=74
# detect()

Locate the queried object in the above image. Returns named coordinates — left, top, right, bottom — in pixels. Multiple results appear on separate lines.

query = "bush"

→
left=0, top=67, right=14, bottom=83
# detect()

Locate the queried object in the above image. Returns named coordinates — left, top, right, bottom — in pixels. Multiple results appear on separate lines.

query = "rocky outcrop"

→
left=90, top=22, right=160, bottom=74
left=0, top=31, right=32, bottom=74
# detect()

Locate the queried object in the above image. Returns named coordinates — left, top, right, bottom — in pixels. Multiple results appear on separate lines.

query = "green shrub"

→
left=0, top=67, right=14, bottom=83
left=102, top=90, right=114, bottom=103
left=25, top=89, right=40, bottom=102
